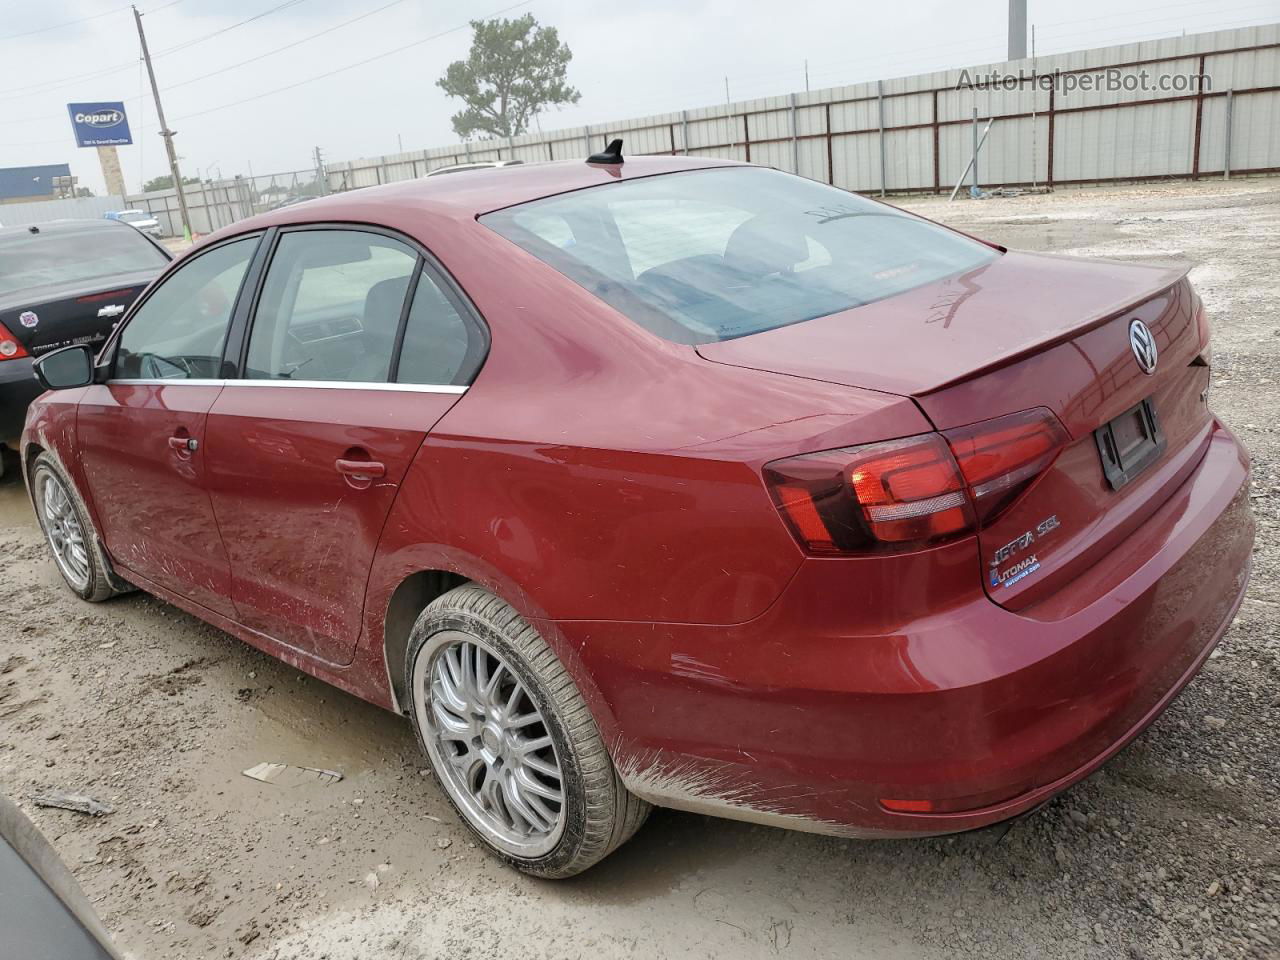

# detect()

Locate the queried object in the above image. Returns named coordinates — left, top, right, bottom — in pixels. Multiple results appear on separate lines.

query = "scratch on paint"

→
left=614, top=745, right=867, bottom=836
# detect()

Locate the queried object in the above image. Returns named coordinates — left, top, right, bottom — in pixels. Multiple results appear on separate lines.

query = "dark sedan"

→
left=0, top=220, right=170, bottom=459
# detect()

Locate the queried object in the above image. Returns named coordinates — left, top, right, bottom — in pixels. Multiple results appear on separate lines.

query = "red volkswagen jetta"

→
left=21, top=154, right=1253, bottom=877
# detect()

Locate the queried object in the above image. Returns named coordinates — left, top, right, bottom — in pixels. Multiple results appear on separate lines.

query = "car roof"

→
left=0, top=218, right=136, bottom=238
left=228, top=155, right=742, bottom=234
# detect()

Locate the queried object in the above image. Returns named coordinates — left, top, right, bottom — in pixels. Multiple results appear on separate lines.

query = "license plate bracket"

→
left=1095, top=398, right=1165, bottom=490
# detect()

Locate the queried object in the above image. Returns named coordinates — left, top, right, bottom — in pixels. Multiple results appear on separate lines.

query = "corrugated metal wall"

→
left=326, top=23, right=1280, bottom=196
left=0, top=194, right=125, bottom=227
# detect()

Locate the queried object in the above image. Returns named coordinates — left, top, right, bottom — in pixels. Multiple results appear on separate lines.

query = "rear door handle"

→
left=168, top=436, right=198, bottom=452
left=335, top=459, right=385, bottom=480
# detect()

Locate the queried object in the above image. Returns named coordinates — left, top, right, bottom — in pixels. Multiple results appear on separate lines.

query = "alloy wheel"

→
left=414, top=631, right=566, bottom=857
left=40, top=471, right=91, bottom=592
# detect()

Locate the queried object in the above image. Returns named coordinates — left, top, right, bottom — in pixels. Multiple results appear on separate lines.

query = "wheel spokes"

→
left=422, top=635, right=565, bottom=852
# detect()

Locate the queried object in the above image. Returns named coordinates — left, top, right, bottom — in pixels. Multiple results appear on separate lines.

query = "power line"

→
left=0, top=4, right=131, bottom=43
left=166, top=0, right=413, bottom=91
left=0, top=0, right=184, bottom=43
left=172, top=0, right=532, bottom=121
left=157, top=0, right=311, bottom=56
left=0, top=0, right=312, bottom=101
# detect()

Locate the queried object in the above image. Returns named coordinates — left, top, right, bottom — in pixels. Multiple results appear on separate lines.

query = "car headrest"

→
left=363, top=276, right=411, bottom=343
left=722, top=216, right=811, bottom=276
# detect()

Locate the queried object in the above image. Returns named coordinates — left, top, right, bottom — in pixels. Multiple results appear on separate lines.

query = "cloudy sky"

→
left=2, top=0, right=1277, bottom=195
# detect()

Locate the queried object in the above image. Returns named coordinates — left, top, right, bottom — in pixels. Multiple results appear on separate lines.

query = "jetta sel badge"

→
left=990, top=514, right=1061, bottom=570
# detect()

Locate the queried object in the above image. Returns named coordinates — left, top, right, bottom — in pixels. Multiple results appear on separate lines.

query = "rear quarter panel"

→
left=364, top=223, right=931, bottom=629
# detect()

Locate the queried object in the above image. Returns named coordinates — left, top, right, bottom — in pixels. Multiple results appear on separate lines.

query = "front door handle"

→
left=335, top=458, right=385, bottom=481
left=168, top=436, right=198, bottom=453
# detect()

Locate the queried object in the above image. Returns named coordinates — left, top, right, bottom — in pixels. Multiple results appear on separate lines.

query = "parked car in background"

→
left=0, top=791, right=122, bottom=959
left=21, top=154, right=1252, bottom=879
left=104, top=209, right=163, bottom=239
left=426, top=159, right=524, bottom=176
left=1, top=220, right=169, bottom=466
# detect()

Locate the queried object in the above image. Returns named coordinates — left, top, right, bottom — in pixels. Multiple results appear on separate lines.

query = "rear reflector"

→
left=0, top=320, right=29, bottom=361
left=880, top=798, right=936, bottom=813
left=763, top=408, right=1070, bottom=556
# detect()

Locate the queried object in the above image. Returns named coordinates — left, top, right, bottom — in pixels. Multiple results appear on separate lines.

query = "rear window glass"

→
left=481, top=167, right=998, bottom=344
left=0, top=225, right=167, bottom=297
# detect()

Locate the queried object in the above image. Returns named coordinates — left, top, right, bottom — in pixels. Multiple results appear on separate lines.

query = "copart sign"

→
left=67, top=101, right=133, bottom=148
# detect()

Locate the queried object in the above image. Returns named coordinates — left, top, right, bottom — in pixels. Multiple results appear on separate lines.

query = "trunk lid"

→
left=0, top=274, right=154, bottom=358
left=699, top=251, right=1212, bottom=612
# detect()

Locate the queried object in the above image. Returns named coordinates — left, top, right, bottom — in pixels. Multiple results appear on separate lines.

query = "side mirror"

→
left=33, top=344, right=95, bottom=391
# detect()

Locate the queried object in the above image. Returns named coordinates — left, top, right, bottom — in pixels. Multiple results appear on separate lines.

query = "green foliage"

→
left=141, top=174, right=199, bottom=193
left=437, top=14, right=580, bottom=140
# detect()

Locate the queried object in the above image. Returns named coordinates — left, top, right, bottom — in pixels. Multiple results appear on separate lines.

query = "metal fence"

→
left=127, top=168, right=325, bottom=237
left=325, top=22, right=1280, bottom=196
left=0, top=194, right=126, bottom=227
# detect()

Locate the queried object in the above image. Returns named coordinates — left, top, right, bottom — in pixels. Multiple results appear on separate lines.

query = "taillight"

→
left=0, top=320, right=29, bottom=361
left=764, top=433, right=974, bottom=555
left=1194, top=297, right=1211, bottom=364
left=764, top=408, right=1069, bottom=556
left=943, top=408, right=1069, bottom=525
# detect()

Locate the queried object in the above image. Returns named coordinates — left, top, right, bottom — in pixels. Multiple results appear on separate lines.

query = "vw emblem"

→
left=1129, top=319, right=1158, bottom=375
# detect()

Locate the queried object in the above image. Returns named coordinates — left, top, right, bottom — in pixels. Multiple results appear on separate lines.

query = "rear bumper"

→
left=0, top=358, right=41, bottom=445
left=552, top=420, right=1253, bottom=837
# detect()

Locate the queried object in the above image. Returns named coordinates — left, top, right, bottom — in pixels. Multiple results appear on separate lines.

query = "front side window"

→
left=115, top=236, right=257, bottom=380
left=482, top=167, right=999, bottom=344
left=0, top=223, right=168, bottom=299
left=245, top=230, right=417, bottom=382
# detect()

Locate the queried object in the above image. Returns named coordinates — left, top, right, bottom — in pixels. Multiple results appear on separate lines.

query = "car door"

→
left=77, top=234, right=262, bottom=615
left=204, top=226, right=486, bottom=665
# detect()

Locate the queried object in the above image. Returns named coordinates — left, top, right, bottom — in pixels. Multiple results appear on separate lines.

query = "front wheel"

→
left=405, top=584, right=649, bottom=878
left=31, top=454, right=121, bottom=602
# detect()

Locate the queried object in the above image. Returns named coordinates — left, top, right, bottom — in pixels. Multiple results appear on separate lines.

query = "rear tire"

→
left=31, top=454, right=126, bottom=602
left=405, top=584, right=649, bottom=878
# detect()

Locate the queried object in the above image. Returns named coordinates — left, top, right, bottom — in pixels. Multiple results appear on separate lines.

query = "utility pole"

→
left=134, top=5, right=192, bottom=240
left=313, top=145, right=329, bottom=196
left=1008, top=0, right=1028, bottom=60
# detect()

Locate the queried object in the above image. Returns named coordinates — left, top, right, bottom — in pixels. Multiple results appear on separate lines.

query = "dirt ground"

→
left=1, top=178, right=1278, bottom=960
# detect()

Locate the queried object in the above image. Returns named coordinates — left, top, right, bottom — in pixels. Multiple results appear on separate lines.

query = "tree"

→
left=141, top=174, right=198, bottom=193
left=75, top=186, right=94, bottom=198
left=437, top=14, right=580, bottom=140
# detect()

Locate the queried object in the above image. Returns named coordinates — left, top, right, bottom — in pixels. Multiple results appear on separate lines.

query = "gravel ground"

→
left=0, top=177, right=1277, bottom=960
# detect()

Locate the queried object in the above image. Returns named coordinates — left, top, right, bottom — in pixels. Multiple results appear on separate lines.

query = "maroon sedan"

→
left=21, top=153, right=1253, bottom=877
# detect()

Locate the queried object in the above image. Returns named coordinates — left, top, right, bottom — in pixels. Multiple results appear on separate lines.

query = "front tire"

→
left=31, top=453, right=122, bottom=602
left=405, top=584, right=649, bottom=878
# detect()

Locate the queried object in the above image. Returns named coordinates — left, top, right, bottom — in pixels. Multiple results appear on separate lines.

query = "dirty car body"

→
left=22, top=157, right=1252, bottom=859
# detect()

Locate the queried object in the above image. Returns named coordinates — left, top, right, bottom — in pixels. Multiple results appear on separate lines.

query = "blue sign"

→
left=67, top=101, right=133, bottom=148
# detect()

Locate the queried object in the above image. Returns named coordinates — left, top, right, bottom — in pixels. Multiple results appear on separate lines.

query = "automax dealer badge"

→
left=18, top=311, right=38, bottom=329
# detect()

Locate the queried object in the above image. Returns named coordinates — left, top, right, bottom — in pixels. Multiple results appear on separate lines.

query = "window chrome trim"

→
left=227, top=379, right=468, bottom=394
left=107, top=377, right=468, bottom=395
left=106, top=378, right=227, bottom=386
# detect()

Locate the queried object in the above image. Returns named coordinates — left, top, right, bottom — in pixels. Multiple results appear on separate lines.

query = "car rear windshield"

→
left=0, top=225, right=167, bottom=298
left=481, top=167, right=998, bottom=344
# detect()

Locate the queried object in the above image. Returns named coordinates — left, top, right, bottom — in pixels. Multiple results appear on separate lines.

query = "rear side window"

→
left=115, top=236, right=257, bottom=380
left=245, top=230, right=417, bottom=382
left=395, top=273, right=483, bottom=387
left=482, top=167, right=998, bottom=344
left=0, top=224, right=168, bottom=298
